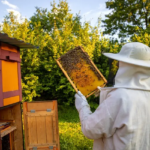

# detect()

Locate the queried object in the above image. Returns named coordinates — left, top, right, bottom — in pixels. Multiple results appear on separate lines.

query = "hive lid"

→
left=0, top=33, right=38, bottom=49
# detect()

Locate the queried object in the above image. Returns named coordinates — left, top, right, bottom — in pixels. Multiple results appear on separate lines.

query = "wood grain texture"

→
left=0, top=103, right=23, bottom=150
left=1, top=126, right=16, bottom=137
left=28, top=116, right=37, bottom=145
left=45, top=116, right=53, bottom=143
left=1, top=42, right=18, bottom=53
left=23, top=101, right=60, bottom=150
left=27, top=101, right=54, bottom=111
left=12, top=103, right=23, bottom=150
left=23, top=102, right=29, bottom=150
left=0, top=129, right=2, bottom=150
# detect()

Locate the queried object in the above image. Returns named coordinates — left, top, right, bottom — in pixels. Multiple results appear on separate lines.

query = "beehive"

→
left=0, top=33, right=60, bottom=150
left=0, top=42, right=22, bottom=107
left=57, top=46, right=107, bottom=97
left=23, top=101, right=60, bottom=150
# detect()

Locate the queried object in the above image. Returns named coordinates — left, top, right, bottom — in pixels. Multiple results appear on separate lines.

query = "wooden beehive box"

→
left=23, top=101, right=60, bottom=150
left=0, top=42, right=22, bottom=107
left=0, top=33, right=60, bottom=150
left=0, top=101, right=60, bottom=150
left=57, top=46, right=107, bottom=97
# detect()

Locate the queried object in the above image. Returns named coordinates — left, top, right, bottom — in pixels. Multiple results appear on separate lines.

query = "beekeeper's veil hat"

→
left=103, top=42, right=150, bottom=68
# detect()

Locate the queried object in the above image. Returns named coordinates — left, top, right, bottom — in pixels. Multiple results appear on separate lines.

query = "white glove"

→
left=75, top=91, right=89, bottom=112
left=94, top=86, right=102, bottom=97
left=97, top=86, right=102, bottom=91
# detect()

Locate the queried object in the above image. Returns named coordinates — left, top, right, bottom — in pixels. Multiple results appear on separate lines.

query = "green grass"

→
left=58, top=106, right=93, bottom=150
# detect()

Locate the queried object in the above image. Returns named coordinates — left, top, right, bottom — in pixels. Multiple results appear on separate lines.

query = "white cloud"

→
left=1, top=0, right=23, bottom=22
left=1, top=0, right=18, bottom=9
left=7, top=9, right=25, bottom=23
left=0, top=17, right=4, bottom=29
left=83, top=10, right=93, bottom=16
left=0, top=22, right=3, bottom=31
left=7, top=9, right=20, bottom=17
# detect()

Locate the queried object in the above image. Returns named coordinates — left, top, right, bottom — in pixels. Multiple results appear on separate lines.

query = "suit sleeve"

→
left=79, top=90, right=121, bottom=140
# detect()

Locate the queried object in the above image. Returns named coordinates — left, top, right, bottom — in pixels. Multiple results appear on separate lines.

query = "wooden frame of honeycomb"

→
left=56, top=46, right=107, bottom=98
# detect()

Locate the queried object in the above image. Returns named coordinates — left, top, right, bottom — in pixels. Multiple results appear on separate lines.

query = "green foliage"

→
left=0, top=0, right=120, bottom=105
left=103, top=0, right=150, bottom=39
left=22, top=74, right=41, bottom=102
left=58, top=106, right=93, bottom=149
left=131, top=32, right=150, bottom=46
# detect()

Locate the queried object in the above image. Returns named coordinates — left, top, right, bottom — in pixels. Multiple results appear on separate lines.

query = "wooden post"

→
left=0, top=130, right=2, bottom=150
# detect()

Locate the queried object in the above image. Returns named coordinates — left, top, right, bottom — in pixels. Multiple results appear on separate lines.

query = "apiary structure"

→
left=0, top=33, right=60, bottom=150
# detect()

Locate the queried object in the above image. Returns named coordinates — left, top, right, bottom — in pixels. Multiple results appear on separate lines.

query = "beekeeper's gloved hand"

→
left=97, top=86, right=102, bottom=91
left=75, top=91, right=89, bottom=112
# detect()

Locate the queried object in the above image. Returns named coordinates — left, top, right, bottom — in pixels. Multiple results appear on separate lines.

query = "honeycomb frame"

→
left=56, top=46, right=107, bottom=98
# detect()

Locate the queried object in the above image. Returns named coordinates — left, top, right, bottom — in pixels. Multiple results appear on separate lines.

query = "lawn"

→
left=58, top=106, right=93, bottom=150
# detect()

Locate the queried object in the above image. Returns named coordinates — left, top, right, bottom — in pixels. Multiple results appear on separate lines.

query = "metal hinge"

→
left=32, top=146, right=53, bottom=149
left=30, top=110, right=35, bottom=113
left=47, top=109, right=51, bottom=112
left=49, top=146, right=53, bottom=149
left=33, top=147, right=37, bottom=150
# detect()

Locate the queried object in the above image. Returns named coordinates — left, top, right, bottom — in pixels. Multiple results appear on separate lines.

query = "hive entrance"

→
left=57, top=46, right=107, bottom=97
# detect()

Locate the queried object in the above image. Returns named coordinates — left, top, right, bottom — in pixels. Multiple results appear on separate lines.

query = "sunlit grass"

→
left=58, top=106, right=93, bottom=150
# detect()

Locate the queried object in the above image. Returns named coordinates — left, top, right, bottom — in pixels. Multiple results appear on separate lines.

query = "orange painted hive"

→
left=0, top=42, right=22, bottom=107
left=57, top=46, right=107, bottom=97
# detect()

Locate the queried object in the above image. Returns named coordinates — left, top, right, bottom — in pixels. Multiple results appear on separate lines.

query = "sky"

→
left=0, top=0, right=111, bottom=27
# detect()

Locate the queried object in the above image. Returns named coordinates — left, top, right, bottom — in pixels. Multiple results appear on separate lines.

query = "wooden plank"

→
left=27, top=101, right=54, bottom=111
left=0, top=50, right=21, bottom=62
left=45, top=116, right=53, bottom=143
left=1, top=42, right=18, bottom=53
left=54, top=101, right=60, bottom=150
left=26, top=111, right=54, bottom=117
left=0, top=107, right=14, bottom=123
left=36, top=116, right=47, bottom=145
left=23, top=102, right=29, bottom=150
left=3, top=96, right=20, bottom=106
left=10, top=132, right=14, bottom=150
left=52, top=115, right=56, bottom=143
left=1, top=126, right=16, bottom=137
left=11, top=103, right=23, bottom=150
left=0, top=129, right=2, bottom=150
left=28, top=117, right=37, bottom=145
left=0, top=120, right=15, bottom=123
left=24, top=101, right=60, bottom=150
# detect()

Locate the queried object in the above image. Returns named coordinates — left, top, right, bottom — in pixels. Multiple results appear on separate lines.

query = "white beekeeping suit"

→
left=75, top=42, right=150, bottom=150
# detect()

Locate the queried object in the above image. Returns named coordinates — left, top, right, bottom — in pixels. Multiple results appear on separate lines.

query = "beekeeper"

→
left=75, top=42, right=150, bottom=150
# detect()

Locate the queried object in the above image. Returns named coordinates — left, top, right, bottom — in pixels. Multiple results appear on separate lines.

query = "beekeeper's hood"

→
left=103, top=42, right=150, bottom=90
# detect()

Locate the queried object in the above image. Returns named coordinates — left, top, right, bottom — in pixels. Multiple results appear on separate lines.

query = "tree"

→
left=102, top=0, right=150, bottom=39
left=0, top=0, right=120, bottom=106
